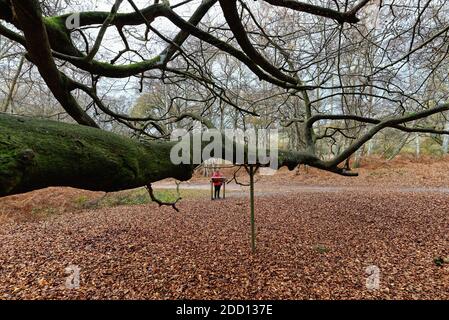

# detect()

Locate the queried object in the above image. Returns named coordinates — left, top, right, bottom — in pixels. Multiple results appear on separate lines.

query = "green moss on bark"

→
left=0, top=114, right=193, bottom=196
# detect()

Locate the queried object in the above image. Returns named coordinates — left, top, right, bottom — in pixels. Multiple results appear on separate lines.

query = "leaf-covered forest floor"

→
left=0, top=156, right=448, bottom=299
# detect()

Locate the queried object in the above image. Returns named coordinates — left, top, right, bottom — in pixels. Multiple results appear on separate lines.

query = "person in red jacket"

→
left=211, top=170, right=224, bottom=200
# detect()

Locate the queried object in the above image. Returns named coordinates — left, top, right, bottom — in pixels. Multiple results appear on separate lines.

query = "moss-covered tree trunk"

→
left=0, top=114, right=193, bottom=196
left=0, top=113, right=350, bottom=197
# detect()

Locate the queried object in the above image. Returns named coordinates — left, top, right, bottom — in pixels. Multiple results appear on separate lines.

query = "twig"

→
left=145, top=183, right=182, bottom=212
left=228, top=165, right=262, bottom=187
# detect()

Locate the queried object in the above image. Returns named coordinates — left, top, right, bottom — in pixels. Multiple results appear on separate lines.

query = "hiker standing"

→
left=211, top=170, right=224, bottom=200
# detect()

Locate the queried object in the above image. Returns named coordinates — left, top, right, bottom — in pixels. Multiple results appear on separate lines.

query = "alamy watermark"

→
left=170, top=128, right=279, bottom=169
left=65, top=13, right=81, bottom=30
left=365, top=265, right=380, bottom=291
left=65, top=264, right=81, bottom=289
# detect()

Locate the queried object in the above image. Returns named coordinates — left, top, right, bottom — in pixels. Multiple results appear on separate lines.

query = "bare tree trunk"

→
left=415, top=133, right=421, bottom=158
left=353, top=143, right=365, bottom=168
left=367, top=139, right=374, bottom=156
left=442, top=121, right=449, bottom=153
left=2, top=55, right=25, bottom=113
left=387, top=133, right=411, bottom=161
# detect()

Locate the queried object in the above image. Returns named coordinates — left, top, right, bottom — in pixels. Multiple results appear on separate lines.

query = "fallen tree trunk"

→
left=0, top=114, right=193, bottom=196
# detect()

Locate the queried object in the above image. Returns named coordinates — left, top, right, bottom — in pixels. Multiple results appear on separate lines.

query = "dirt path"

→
left=154, top=181, right=449, bottom=196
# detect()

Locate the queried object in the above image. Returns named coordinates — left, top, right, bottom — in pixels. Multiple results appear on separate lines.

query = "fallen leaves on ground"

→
left=0, top=188, right=448, bottom=300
